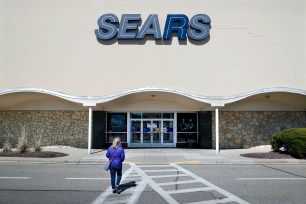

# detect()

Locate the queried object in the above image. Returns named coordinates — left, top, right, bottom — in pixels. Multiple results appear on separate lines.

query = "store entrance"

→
left=129, top=113, right=175, bottom=147
left=142, top=120, right=161, bottom=144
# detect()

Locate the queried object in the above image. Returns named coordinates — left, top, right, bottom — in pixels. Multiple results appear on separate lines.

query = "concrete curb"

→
left=1, top=147, right=305, bottom=165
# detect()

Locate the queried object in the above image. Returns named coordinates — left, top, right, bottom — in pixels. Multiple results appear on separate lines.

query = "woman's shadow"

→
left=118, top=181, right=137, bottom=194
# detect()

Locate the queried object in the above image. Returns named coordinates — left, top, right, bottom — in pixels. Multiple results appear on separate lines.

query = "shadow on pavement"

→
left=118, top=181, right=137, bottom=194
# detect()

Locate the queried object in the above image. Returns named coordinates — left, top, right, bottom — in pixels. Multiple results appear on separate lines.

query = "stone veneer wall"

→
left=212, top=111, right=306, bottom=149
left=0, top=111, right=88, bottom=148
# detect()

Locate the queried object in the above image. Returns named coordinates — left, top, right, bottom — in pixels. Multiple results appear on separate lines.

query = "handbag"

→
left=104, top=147, right=119, bottom=171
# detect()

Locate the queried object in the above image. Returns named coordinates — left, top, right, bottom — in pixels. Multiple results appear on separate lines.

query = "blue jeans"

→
left=110, top=165, right=122, bottom=189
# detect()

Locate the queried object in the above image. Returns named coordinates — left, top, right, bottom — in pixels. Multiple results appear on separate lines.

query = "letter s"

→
left=187, top=14, right=211, bottom=40
left=95, top=14, right=119, bottom=40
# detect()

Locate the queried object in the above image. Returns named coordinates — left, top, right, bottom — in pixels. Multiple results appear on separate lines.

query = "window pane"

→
left=163, top=121, right=174, bottom=132
left=130, top=112, right=141, bottom=119
left=177, top=133, right=187, bottom=142
left=143, top=113, right=161, bottom=119
left=163, top=133, right=173, bottom=143
left=143, top=133, right=151, bottom=143
left=131, top=133, right=141, bottom=143
left=177, top=113, right=197, bottom=132
left=107, top=133, right=127, bottom=143
left=163, top=113, right=174, bottom=119
left=163, top=120, right=174, bottom=143
left=130, top=121, right=141, bottom=132
left=153, top=133, right=161, bottom=143
left=177, top=133, right=197, bottom=142
left=107, top=113, right=127, bottom=132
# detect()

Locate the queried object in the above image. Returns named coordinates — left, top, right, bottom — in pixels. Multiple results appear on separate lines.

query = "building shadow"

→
left=118, top=181, right=137, bottom=194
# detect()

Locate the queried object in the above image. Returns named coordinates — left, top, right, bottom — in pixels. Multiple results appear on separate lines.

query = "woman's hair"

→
left=111, top=137, right=122, bottom=148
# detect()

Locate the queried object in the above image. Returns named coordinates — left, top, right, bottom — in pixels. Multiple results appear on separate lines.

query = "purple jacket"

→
left=106, top=146, right=125, bottom=167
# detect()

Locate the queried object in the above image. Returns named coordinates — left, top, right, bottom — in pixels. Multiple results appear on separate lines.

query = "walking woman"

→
left=106, top=137, right=125, bottom=194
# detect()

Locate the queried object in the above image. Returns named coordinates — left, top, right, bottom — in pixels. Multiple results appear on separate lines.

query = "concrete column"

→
left=88, top=107, right=93, bottom=154
left=215, top=107, right=219, bottom=154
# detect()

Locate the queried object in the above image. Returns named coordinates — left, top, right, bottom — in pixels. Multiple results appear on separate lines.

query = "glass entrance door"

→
left=142, top=120, right=161, bottom=145
left=162, top=120, right=174, bottom=144
left=130, top=118, right=174, bottom=147
left=129, top=113, right=175, bottom=147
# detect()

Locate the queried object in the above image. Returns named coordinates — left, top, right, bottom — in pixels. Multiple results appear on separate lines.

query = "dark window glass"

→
left=177, top=113, right=197, bottom=142
left=107, top=113, right=127, bottom=132
left=163, top=113, right=174, bottom=119
left=177, top=113, right=197, bottom=132
left=142, top=113, right=162, bottom=119
left=107, top=133, right=127, bottom=143
left=177, top=133, right=197, bottom=142
left=130, top=112, right=141, bottom=119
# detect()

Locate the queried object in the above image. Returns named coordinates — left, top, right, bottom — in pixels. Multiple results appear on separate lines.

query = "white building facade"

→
left=1, top=0, right=305, bottom=152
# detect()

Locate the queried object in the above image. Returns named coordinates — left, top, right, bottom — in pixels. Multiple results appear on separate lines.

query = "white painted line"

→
left=158, top=180, right=201, bottom=186
left=167, top=187, right=213, bottom=194
left=137, top=164, right=172, bottom=168
left=187, top=197, right=233, bottom=204
left=171, top=163, right=250, bottom=204
left=91, top=166, right=136, bottom=204
left=149, top=174, right=189, bottom=178
left=66, top=178, right=110, bottom=180
left=237, top=178, right=306, bottom=180
left=130, top=163, right=180, bottom=204
left=128, top=173, right=138, bottom=175
left=102, top=197, right=130, bottom=204
left=0, top=177, right=31, bottom=179
left=142, top=169, right=181, bottom=172
left=127, top=176, right=147, bottom=204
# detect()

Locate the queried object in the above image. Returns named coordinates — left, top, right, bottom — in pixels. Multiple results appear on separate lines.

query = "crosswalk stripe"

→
left=142, top=169, right=181, bottom=172
left=91, top=163, right=250, bottom=204
left=149, top=174, right=189, bottom=178
left=137, top=164, right=172, bottom=168
left=171, top=163, right=250, bottom=204
left=0, top=177, right=31, bottom=179
left=158, top=180, right=200, bottom=186
left=187, top=197, right=233, bottom=204
left=166, top=187, right=213, bottom=194
left=130, top=163, right=180, bottom=204
left=90, top=166, right=135, bottom=204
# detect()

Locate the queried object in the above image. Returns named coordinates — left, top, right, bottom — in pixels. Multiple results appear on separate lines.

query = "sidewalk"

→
left=0, top=146, right=305, bottom=165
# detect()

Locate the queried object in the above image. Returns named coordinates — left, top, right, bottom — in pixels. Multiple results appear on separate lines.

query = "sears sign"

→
left=95, top=14, right=211, bottom=41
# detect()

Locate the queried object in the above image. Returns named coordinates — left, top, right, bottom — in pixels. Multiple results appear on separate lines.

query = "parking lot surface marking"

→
left=91, top=163, right=250, bottom=204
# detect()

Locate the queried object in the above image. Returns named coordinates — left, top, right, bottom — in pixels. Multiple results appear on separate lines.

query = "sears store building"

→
left=1, top=0, right=305, bottom=153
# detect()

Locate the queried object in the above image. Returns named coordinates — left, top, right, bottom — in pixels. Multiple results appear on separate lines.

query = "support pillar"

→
left=88, top=107, right=93, bottom=154
left=215, top=107, right=219, bottom=154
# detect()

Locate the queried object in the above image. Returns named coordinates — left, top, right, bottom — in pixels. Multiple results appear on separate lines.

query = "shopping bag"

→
left=104, top=162, right=110, bottom=171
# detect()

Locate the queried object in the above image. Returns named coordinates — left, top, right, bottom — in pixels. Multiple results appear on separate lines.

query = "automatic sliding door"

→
left=142, top=120, right=161, bottom=145
left=130, top=120, right=141, bottom=143
left=152, top=120, right=161, bottom=144
left=163, top=120, right=174, bottom=144
left=129, top=113, right=175, bottom=147
left=142, top=120, right=151, bottom=144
